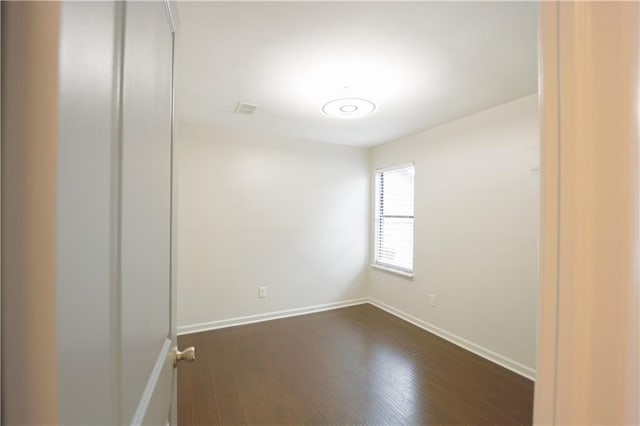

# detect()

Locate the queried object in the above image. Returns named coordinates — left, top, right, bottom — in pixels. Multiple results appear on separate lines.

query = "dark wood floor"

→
left=178, top=304, right=533, bottom=425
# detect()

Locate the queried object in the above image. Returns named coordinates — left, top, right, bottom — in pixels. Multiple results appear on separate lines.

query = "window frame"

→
left=372, top=162, right=415, bottom=278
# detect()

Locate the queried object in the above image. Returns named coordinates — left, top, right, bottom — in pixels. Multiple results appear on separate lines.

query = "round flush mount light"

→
left=322, top=98, right=376, bottom=119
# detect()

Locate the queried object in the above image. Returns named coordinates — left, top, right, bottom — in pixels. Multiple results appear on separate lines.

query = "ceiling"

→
left=176, top=2, right=538, bottom=148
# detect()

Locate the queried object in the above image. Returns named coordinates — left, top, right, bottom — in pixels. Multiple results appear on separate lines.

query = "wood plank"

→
left=178, top=304, right=533, bottom=425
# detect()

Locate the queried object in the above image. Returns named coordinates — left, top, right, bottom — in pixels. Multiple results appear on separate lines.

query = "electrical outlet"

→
left=428, top=294, right=436, bottom=306
left=258, top=286, right=267, bottom=298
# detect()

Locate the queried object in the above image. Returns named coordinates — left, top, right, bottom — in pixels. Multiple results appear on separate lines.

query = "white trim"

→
left=177, top=298, right=368, bottom=335
left=535, top=3, right=559, bottom=423
left=375, top=161, right=415, bottom=173
left=177, top=297, right=535, bottom=380
left=368, top=298, right=536, bottom=381
left=370, top=263, right=414, bottom=279
left=168, top=10, right=178, bottom=426
left=130, top=338, right=172, bottom=426
left=177, top=297, right=535, bottom=381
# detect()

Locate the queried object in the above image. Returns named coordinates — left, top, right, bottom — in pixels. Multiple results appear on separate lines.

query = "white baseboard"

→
left=368, top=298, right=536, bottom=381
left=177, top=297, right=369, bottom=335
left=177, top=296, right=535, bottom=381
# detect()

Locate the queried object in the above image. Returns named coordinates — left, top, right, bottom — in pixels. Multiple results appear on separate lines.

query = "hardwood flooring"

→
left=178, top=304, right=534, bottom=425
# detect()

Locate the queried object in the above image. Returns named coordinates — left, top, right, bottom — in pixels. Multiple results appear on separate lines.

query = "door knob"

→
left=173, top=346, right=195, bottom=367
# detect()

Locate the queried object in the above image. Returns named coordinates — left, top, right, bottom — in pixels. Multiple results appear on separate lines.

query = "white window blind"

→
left=374, top=163, right=415, bottom=274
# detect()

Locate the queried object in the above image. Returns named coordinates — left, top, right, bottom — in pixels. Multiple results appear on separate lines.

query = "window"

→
left=374, top=163, right=415, bottom=275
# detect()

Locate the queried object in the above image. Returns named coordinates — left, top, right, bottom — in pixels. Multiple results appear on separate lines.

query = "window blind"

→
left=374, top=164, right=415, bottom=274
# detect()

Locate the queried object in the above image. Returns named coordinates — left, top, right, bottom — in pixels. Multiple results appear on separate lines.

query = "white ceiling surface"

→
left=176, top=2, right=538, bottom=147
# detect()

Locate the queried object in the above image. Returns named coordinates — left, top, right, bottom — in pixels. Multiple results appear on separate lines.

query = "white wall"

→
left=369, top=95, right=539, bottom=377
left=176, top=96, right=539, bottom=378
left=177, top=123, right=370, bottom=329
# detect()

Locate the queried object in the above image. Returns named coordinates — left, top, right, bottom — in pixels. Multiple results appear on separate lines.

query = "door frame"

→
left=166, top=1, right=179, bottom=425
left=534, top=2, right=640, bottom=424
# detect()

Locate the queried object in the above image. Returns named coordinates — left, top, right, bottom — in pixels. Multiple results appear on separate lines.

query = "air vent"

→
left=234, top=102, right=260, bottom=115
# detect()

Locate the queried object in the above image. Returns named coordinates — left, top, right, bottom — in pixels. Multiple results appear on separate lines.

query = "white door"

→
left=120, top=2, right=180, bottom=425
left=2, top=1, right=185, bottom=424
left=55, top=1, right=184, bottom=424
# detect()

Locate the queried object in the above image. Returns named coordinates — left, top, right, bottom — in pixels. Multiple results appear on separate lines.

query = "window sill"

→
left=370, top=263, right=414, bottom=279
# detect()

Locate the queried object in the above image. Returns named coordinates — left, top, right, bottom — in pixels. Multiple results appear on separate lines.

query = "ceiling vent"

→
left=234, top=102, right=260, bottom=115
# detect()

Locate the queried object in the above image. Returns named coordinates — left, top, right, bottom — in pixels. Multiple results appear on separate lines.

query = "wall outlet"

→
left=258, top=286, right=267, bottom=298
left=428, top=294, right=436, bottom=306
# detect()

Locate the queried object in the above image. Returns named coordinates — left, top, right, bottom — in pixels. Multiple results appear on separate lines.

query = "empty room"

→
left=3, top=1, right=640, bottom=425
left=175, top=2, right=538, bottom=424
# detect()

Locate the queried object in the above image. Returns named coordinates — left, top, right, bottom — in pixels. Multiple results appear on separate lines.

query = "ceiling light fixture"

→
left=322, top=97, right=376, bottom=119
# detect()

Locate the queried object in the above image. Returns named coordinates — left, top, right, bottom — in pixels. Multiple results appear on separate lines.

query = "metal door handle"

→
left=172, top=346, right=195, bottom=367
